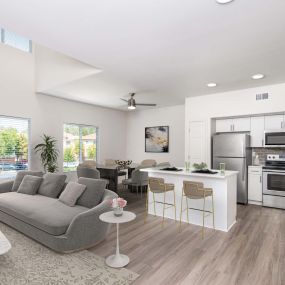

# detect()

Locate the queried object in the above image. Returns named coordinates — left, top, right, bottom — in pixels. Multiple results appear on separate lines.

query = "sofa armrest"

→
left=0, top=180, right=13, bottom=193
left=66, top=189, right=118, bottom=238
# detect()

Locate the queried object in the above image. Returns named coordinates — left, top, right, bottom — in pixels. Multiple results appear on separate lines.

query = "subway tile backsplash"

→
left=252, top=148, right=285, bottom=165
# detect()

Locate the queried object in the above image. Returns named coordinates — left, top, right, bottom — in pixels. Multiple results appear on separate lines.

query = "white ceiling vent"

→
left=256, top=93, right=269, bottom=101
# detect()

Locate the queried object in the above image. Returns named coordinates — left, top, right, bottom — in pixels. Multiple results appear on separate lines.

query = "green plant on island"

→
left=192, top=162, right=208, bottom=170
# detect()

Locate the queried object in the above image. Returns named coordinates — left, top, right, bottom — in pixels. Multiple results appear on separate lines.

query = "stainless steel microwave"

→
left=264, top=130, right=285, bottom=147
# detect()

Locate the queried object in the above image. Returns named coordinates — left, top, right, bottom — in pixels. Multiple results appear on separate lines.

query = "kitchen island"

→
left=140, top=168, right=238, bottom=232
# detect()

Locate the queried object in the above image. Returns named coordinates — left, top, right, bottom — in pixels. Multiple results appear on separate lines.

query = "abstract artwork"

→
left=145, top=126, right=169, bottom=153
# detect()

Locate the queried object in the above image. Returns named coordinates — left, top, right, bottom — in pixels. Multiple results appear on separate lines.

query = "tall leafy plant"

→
left=34, top=134, right=59, bottom=173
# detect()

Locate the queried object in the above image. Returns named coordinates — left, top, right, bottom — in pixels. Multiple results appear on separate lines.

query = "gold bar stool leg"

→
left=186, top=196, right=189, bottom=224
left=173, top=189, right=177, bottom=222
left=153, top=192, right=156, bottom=216
left=179, top=189, right=184, bottom=232
left=144, top=187, right=149, bottom=223
left=212, top=193, right=215, bottom=230
left=202, top=194, right=206, bottom=239
left=162, top=190, right=166, bottom=228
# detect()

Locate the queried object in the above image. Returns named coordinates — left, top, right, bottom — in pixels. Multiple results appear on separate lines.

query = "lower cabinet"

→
left=248, top=166, right=263, bottom=205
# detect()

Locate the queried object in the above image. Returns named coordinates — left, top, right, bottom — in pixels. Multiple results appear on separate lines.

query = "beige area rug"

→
left=0, top=223, right=139, bottom=285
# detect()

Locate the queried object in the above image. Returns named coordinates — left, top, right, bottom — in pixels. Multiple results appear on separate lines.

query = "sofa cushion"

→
left=38, top=173, right=67, bottom=198
left=0, top=192, right=88, bottom=235
left=59, top=182, right=86, bottom=207
left=12, top=171, right=43, bottom=192
left=77, top=178, right=106, bottom=208
left=17, top=175, right=43, bottom=195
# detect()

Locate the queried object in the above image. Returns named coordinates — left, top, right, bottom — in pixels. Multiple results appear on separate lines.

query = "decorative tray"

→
left=160, top=167, right=183, bottom=172
left=191, top=169, right=218, bottom=174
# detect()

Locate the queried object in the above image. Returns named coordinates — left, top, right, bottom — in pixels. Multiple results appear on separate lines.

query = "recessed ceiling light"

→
left=207, top=83, right=217, bottom=87
left=216, top=0, right=234, bottom=4
left=252, top=74, right=265, bottom=80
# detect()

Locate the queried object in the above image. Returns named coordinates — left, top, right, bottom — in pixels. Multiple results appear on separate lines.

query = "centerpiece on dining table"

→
left=115, top=160, right=132, bottom=169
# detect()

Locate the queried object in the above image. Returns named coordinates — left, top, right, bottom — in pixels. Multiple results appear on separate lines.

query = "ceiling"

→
left=1, top=0, right=285, bottom=110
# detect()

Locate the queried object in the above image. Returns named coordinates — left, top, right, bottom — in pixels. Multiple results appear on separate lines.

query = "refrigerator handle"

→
left=242, top=158, right=246, bottom=181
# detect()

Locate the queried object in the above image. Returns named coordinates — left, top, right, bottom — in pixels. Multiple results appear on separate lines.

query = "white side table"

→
left=99, top=211, right=136, bottom=268
left=0, top=231, right=11, bottom=255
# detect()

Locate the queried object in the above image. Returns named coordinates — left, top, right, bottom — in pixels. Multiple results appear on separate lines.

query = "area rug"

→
left=0, top=223, right=139, bottom=285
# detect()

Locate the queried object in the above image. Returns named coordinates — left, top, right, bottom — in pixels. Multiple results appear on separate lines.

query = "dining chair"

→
left=122, top=168, right=148, bottom=198
left=140, top=159, right=157, bottom=168
left=77, top=162, right=109, bottom=188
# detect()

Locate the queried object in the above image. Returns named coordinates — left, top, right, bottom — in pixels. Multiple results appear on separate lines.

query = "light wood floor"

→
left=89, top=191, right=285, bottom=285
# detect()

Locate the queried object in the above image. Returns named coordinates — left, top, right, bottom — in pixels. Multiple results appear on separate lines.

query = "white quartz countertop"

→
left=140, top=167, right=238, bottom=179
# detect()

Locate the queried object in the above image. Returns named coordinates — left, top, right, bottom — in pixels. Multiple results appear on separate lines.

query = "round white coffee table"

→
left=99, top=211, right=136, bottom=268
left=0, top=231, right=11, bottom=255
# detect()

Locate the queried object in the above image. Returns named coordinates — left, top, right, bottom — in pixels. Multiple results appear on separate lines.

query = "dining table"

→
left=96, top=163, right=138, bottom=192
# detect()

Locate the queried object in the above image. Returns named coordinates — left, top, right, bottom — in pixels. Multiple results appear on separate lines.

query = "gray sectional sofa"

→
left=0, top=171, right=117, bottom=253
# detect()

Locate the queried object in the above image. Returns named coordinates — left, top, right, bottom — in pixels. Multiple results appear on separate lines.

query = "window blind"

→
left=0, top=116, right=30, bottom=179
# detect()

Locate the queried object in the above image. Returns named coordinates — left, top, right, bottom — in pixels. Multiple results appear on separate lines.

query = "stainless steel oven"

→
left=263, top=154, right=285, bottom=209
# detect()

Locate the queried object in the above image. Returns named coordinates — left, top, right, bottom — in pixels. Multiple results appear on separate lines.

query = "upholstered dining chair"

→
left=122, top=168, right=148, bottom=198
left=140, top=159, right=157, bottom=168
left=146, top=177, right=176, bottom=227
left=156, top=162, right=171, bottom=168
left=77, top=161, right=109, bottom=188
left=179, top=181, right=215, bottom=238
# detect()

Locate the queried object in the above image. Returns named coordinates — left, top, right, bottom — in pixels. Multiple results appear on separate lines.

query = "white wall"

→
left=185, top=83, right=285, bottom=165
left=0, top=43, right=127, bottom=175
left=126, top=105, right=185, bottom=166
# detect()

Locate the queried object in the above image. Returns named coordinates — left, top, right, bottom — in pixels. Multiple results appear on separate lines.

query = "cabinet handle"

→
left=260, top=176, right=262, bottom=183
left=281, top=121, right=283, bottom=129
left=262, top=139, right=264, bottom=146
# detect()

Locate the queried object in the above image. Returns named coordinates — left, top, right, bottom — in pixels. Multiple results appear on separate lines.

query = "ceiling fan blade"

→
left=135, top=103, right=157, bottom=106
left=120, top=98, right=128, bottom=102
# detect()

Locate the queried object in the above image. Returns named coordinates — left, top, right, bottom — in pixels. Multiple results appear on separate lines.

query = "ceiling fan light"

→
left=128, top=105, right=136, bottom=110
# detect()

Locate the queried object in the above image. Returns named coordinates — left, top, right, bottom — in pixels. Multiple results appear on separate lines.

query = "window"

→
left=0, top=116, right=30, bottom=179
left=63, top=124, right=98, bottom=172
left=1, top=28, right=32, bottom=53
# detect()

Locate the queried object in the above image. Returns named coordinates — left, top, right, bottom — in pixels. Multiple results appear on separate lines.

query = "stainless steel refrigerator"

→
left=212, top=133, right=252, bottom=204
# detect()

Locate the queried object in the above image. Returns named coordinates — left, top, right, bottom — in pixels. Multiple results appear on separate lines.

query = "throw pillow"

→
left=59, top=182, right=86, bottom=207
left=38, top=173, right=67, bottom=198
left=76, top=178, right=106, bottom=208
left=17, top=175, right=43, bottom=195
left=12, top=171, right=43, bottom=192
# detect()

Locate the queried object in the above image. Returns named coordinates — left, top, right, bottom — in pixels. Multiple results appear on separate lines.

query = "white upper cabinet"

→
left=232, top=117, right=251, bottom=132
left=216, top=117, right=250, bottom=133
left=216, top=119, right=233, bottom=132
left=250, top=116, right=265, bottom=147
left=264, top=114, right=285, bottom=130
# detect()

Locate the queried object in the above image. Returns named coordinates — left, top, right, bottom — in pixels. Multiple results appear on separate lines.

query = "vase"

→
left=113, top=207, right=123, bottom=217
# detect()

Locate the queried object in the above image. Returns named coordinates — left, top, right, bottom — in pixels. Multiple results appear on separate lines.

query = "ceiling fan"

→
left=121, top=93, right=156, bottom=110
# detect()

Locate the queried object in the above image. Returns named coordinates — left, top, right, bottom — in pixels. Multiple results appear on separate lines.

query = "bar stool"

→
left=145, top=177, right=176, bottom=227
left=179, top=181, right=215, bottom=238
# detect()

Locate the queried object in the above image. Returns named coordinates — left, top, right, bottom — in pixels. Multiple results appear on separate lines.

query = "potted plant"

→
left=34, top=134, right=59, bottom=173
